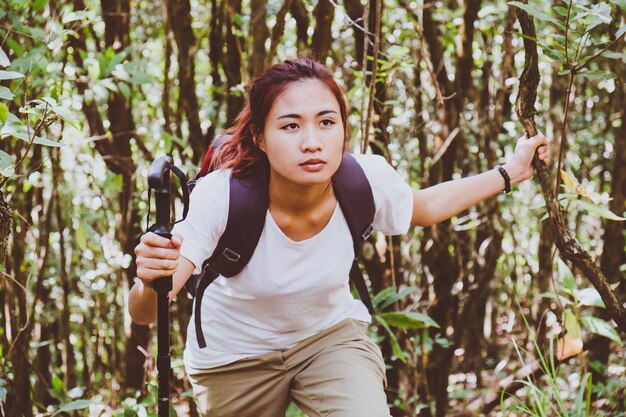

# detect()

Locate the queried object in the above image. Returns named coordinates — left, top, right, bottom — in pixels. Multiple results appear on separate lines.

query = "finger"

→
left=529, top=133, right=549, bottom=147
left=137, top=267, right=176, bottom=281
left=171, top=234, right=183, bottom=248
left=136, top=244, right=180, bottom=260
left=140, top=232, right=175, bottom=248
left=137, top=257, right=179, bottom=271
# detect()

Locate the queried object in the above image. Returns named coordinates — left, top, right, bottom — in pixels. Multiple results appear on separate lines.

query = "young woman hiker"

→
left=129, top=58, right=550, bottom=417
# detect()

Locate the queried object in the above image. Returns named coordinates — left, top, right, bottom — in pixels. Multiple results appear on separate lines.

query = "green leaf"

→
left=0, top=103, right=8, bottom=124
left=0, top=86, right=15, bottom=100
left=579, top=70, right=616, bottom=81
left=576, top=199, right=626, bottom=221
left=0, top=48, right=10, bottom=68
left=75, top=223, right=87, bottom=250
left=584, top=3, right=612, bottom=32
left=372, top=287, right=395, bottom=308
left=52, top=399, right=94, bottom=415
left=32, top=0, right=48, bottom=11
left=581, top=316, right=622, bottom=344
left=28, top=27, right=47, bottom=41
left=377, top=311, right=440, bottom=329
left=575, top=287, right=605, bottom=308
left=564, top=309, right=581, bottom=339
left=32, top=137, right=63, bottom=147
left=616, top=25, right=626, bottom=40
left=609, top=0, right=626, bottom=12
left=553, top=6, right=568, bottom=17
left=118, top=82, right=131, bottom=99
left=380, top=287, right=416, bottom=310
left=509, top=2, right=564, bottom=27
left=128, top=71, right=152, bottom=85
left=0, top=150, right=14, bottom=178
left=0, top=70, right=25, bottom=80
left=540, top=43, right=567, bottom=63
left=62, top=10, right=91, bottom=23
left=51, top=105, right=80, bottom=129
left=51, top=374, right=64, bottom=394
left=558, top=258, right=576, bottom=292
left=374, top=316, right=407, bottom=363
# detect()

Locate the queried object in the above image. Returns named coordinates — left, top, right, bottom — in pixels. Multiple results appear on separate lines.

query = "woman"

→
left=129, top=58, right=549, bottom=417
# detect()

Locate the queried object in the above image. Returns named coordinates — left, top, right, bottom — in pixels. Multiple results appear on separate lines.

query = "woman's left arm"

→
left=411, top=133, right=550, bottom=227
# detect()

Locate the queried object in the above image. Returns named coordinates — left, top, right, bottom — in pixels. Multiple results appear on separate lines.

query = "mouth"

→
left=299, top=158, right=326, bottom=172
left=300, top=158, right=326, bottom=166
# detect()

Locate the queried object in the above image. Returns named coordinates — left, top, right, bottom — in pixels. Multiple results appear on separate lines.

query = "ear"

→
left=255, top=129, right=266, bottom=153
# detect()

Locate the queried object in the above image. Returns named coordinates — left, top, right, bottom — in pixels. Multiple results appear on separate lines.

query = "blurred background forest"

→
left=1, top=0, right=625, bottom=416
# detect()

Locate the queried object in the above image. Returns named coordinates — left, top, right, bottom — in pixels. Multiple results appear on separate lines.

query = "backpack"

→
left=185, top=135, right=376, bottom=348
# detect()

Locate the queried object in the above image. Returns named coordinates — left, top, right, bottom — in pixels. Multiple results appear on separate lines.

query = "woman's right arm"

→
left=128, top=232, right=196, bottom=325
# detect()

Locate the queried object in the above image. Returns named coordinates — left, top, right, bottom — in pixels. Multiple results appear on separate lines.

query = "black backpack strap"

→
left=191, top=169, right=269, bottom=348
left=332, top=153, right=376, bottom=314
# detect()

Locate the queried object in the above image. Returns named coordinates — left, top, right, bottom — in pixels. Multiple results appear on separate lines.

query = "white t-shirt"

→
left=173, top=153, right=413, bottom=369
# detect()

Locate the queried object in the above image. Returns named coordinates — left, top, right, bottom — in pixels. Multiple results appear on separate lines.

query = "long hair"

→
left=198, top=58, right=349, bottom=178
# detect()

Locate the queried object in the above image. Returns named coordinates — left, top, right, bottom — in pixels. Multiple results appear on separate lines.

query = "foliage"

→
left=1, top=0, right=625, bottom=416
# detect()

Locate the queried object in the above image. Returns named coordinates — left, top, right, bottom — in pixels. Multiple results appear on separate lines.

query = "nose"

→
left=300, top=125, right=322, bottom=152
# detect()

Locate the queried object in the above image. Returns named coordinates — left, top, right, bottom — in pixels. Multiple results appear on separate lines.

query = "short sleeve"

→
left=171, top=169, right=230, bottom=274
left=354, top=154, right=413, bottom=235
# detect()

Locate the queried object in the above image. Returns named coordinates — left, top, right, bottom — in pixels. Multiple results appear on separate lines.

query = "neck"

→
left=268, top=174, right=334, bottom=215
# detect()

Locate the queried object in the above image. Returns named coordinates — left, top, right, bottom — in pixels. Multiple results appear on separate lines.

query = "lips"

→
left=299, top=158, right=326, bottom=172
left=300, top=158, right=326, bottom=166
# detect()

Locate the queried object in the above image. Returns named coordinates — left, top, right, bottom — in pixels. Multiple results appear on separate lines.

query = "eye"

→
left=282, top=122, right=299, bottom=130
left=320, top=119, right=335, bottom=127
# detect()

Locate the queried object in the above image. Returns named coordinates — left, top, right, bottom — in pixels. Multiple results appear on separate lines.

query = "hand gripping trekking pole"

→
left=147, top=156, right=175, bottom=417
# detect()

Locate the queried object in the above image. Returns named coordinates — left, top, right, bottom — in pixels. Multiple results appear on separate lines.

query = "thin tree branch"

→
left=514, top=3, right=626, bottom=333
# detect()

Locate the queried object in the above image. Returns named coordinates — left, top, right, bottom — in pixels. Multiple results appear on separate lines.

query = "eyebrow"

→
left=277, top=110, right=338, bottom=120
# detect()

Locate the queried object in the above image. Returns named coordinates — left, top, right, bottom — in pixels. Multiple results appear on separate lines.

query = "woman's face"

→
left=260, top=79, right=344, bottom=188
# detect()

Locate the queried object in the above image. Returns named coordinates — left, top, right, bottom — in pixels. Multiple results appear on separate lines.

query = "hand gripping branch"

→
left=147, top=155, right=189, bottom=417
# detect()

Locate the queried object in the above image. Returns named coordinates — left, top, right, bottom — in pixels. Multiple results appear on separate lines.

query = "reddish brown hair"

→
left=198, top=58, right=349, bottom=178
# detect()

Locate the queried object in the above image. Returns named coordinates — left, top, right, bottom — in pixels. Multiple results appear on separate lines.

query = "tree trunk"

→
left=166, top=0, right=205, bottom=163
left=223, top=0, right=245, bottom=126
left=52, top=148, right=77, bottom=389
left=249, top=0, right=269, bottom=77
left=99, top=0, right=148, bottom=395
left=592, top=53, right=626, bottom=381
left=290, top=0, right=309, bottom=54
left=311, top=0, right=334, bottom=61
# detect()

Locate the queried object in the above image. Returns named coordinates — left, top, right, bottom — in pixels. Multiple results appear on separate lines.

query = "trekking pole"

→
left=148, top=155, right=174, bottom=417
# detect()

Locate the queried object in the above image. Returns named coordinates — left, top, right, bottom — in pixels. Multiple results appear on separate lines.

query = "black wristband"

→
left=496, top=165, right=511, bottom=193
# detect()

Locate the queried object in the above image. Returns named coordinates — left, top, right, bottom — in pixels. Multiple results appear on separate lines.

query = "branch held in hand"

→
left=513, top=3, right=626, bottom=334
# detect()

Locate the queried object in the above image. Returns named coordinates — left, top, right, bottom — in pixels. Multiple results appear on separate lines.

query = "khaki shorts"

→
left=185, top=318, right=390, bottom=417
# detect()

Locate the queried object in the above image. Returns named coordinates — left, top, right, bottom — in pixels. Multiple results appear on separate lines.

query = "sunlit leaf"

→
left=75, top=223, right=87, bottom=250
left=575, top=288, right=605, bottom=308
left=377, top=311, right=440, bottom=329
left=558, top=258, right=576, bottom=292
left=374, top=316, right=407, bottom=363
left=609, top=0, right=626, bottom=11
left=0, top=150, right=14, bottom=178
left=52, top=399, right=94, bottom=415
left=0, top=87, right=14, bottom=100
left=576, top=199, right=626, bottom=221
left=581, top=316, right=623, bottom=344
left=0, top=70, right=25, bottom=80
left=0, top=103, right=8, bottom=124
left=0, top=48, right=10, bottom=68
left=509, top=2, right=564, bottom=27
left=561, top=170, right=578, bottom=193
left=580, top=70, right=617, bottom=81
left=564, top=309, right=580, bottom=339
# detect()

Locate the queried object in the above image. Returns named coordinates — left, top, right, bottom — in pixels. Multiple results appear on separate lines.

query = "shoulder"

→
left=191, top=168, right=231, bottom=199
left=349, top=153, right=401, bottom=184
